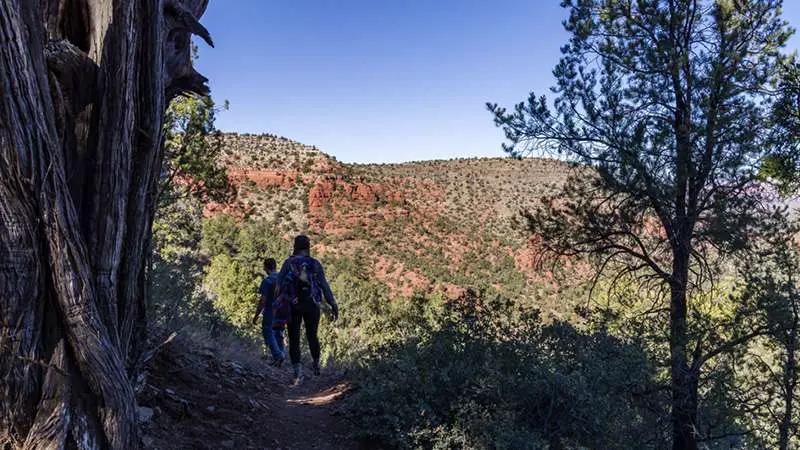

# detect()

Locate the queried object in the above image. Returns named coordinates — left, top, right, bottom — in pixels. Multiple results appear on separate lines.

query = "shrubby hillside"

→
left=207, top=133, right=589, bottom=318
left=7, top=2, right=800, bottom=449
left=148, top=3, right=800, bottom=445
left=150, top=132, right=637, bottom=448
left=149, top=130, right=797, bottom=449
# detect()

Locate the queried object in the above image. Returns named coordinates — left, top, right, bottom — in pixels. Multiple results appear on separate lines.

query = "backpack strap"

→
left=289, top=257, right=303, bottom=276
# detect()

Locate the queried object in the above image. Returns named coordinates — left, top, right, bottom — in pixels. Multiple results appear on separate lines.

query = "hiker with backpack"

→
left=252, top=258, right=286, bottom=366
left=275, top=235, right=339, bottom=384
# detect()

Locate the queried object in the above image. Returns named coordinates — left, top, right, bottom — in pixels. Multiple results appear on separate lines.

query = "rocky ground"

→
left=136, top=331, right=361, bottom=449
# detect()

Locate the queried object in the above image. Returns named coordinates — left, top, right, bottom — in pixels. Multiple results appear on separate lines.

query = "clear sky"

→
left=195, top=1, right=800, bottom=164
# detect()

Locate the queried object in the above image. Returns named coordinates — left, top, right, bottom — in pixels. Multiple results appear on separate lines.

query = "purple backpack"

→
left=275, top=256, right=322, bottom=317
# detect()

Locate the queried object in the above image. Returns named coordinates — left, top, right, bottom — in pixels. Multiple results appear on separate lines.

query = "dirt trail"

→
left=276, top=367, right=354, bottom=449
left=138, top=335, right=359, bottom=449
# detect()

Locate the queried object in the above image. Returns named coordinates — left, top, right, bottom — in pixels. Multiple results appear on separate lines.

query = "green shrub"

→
left=150, top=198, right=238, bottom=337
left=200, top=214, right=290, bottom=341
left=338, top=291, right=666, bottom=449
left=318, top=270, right=445, bottom=366
left=204, top=253, right=261, bottom=338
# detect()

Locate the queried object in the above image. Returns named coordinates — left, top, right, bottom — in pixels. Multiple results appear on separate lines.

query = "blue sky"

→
left=196, top=1, right=800, bottom=164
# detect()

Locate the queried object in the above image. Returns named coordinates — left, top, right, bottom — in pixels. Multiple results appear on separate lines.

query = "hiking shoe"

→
left=291, top=363, right=303, bottom=385
left=291, top=374, right=304, bottom=386
left=312, top=361, right=321, bottom=376
left=274, top=356, right=285, bottom=368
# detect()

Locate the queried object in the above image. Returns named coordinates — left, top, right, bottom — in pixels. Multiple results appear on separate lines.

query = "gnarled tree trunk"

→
left=0, top=0, right=212, bottom=448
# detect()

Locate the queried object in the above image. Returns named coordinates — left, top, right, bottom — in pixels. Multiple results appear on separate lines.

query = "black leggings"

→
left=288, top=306, right=320, bottom=364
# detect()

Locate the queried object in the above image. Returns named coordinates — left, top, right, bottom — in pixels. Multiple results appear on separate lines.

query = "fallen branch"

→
left=140, top=332, right=179, bottom=366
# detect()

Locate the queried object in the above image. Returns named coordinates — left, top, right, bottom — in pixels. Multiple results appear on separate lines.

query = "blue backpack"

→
left=276, top=256, right=322, bottom=315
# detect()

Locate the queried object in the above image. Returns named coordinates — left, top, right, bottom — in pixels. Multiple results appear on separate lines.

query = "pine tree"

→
left=489, top=1, right=792, bottom=448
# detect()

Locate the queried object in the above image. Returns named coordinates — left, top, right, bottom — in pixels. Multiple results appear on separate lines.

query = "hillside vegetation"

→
left=151, top=132, right=637, bottom=448
left=145, top=2, right=800, bottom=447
left=147, top=127, right=787, bottom=448
left=209, top=133, right=588, bottom=317
left=7, top=1, right=800, bottom=449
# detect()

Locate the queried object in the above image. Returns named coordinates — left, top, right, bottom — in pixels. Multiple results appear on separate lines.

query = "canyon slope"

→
left=209, top=133, right=588, bottom=316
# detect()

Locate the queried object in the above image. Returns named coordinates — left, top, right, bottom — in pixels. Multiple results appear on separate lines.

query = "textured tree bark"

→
left=0, top=0, right=211, bottom=448
left=670, top=243, right=698, bottom=450
left=670, top=285, right=693, bottom=448
left=778, top=312, right=798, bottom=450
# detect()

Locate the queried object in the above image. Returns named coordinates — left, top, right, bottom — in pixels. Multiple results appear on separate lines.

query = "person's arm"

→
left=316, top=260, right=338, bottom=319
left=252, top=279, right=268, bottom=325
left=252, top=294, right=267, bottom=325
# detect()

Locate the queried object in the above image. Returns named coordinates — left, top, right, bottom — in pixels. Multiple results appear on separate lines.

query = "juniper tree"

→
left=489, top=1, right=792, bottom=448
left=159, top=66, right=231, bottom=206
left=150, top=90, right=232, bottom=331
left=0, top=0, right=212, bottom=447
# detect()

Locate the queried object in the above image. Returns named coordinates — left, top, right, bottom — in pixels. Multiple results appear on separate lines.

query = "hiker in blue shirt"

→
left=252, top=258, right=285, bottom=366
left=276, top=235, right=339, bottom=385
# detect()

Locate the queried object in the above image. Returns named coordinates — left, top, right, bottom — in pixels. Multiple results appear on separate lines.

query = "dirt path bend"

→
left=139, top=336, right=359, bottom=450
left=276, top=368, right=353, bottom=449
